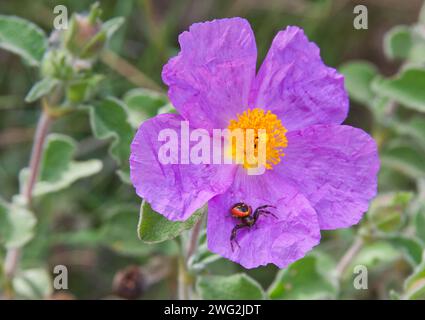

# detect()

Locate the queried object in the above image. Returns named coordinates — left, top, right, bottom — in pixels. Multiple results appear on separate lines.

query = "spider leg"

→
left=256, top=205, right=277, bottom=211
left=230, top=223, right=249, bottom=252
left=259, top=209, right=278, bottom=219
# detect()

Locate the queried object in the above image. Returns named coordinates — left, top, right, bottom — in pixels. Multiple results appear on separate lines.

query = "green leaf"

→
left=188, top=230, right=221, bottom=272
left=350, top=241, right=400, bottom=271
left=25, top=78, right=60, bottom=103
left=87, top=98, right=133, bottom=178
left=0, top=199, right=36, bottom=249
left=381, top=143, right=425, bottom=180
left=19, top=134, right=102, bottom=198
left=387, top=235, right=424, bottom=266
left=420, top=2, right=425, bottom=24
left=138, top=201, right=204, bottom=244
left=403, top=252, right=425, bottom=299
left=415, top=206, right=425, bottom=243
left=102, top=17, right=125, bottom=39
left=368, top=192, right=413, bottom=233
left=370, top=96, right=392, bottom=122
left=268, top=253, right=337, bottom=299
left=0, top=15, right=47, bottom=66
left=406, top=26, right=425, bottom=64
left=66, top=74, right=103, bottom=104
left=339, top=61, right=378, bottom=106
left=384, top=25, right=412, bottom=60
left=13, top=268, right=52, bottom=299
left=123, top=88, right=169, bottom=128
left=390, top=290, right=402, bottom=300
left=393, top=117, right=425, bottom=151
left=99, top=205, right=154, bottom=256
left=158, top=102, right=177, bottom=115
left=383, top=24, right=425, bottom=63
left=372, top=68, right=425, bottom=113
left=197, top=273, right=265, bottom=300
left=53, top=229, right=102, bottom=247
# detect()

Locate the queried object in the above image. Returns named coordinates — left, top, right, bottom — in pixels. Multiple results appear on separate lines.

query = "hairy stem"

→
left=186, top=219, right=202, bottom=261
left=335, top=237, right=364, bottom=281
left=176, top=219, right=203, bottom=300
left=3, top=110, right=52, bottom=297
left=101, top=50, right=163, bottom=93
left=177, top=254, right=189, bottom=300
left=23, top=111, right=52, bottom=206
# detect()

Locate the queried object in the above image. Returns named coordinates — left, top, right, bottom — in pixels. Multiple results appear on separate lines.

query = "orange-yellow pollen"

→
left=227, top=108, right=288, bottom=170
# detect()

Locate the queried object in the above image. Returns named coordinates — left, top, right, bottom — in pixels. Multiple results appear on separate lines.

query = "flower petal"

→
left=207, top=167, right=321, bottom=269
left=276, top=124, right=379, bottom=229
left=130, top=114, right=236, bottom=221
left=249, top=26, right=348, bottom=131
left=162, top=18, right=257, bottom=131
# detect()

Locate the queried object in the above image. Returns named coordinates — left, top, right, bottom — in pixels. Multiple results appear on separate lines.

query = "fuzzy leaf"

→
left=403, top=252, right=425, bottom=300
left=393, top=117, right=425, bottom=150
left=13, top=268, right=52, bottom=299
left=0, top=15, right=47, bottom=66
left=268, top=253, right=337, bottom=299
left=384, top=25, right=412, bottom=60
left=102, top=17, right=125, bottom=39
left=368, top=192, right=413, bottom=233
left=0, top=200, right=36, bottom=249
left=66, top=74, right=103, bottom=104
left=188, top=230, right=221, bottom=272
left=19, top=134, right=102, bottom=198
left=138, top=201, right=203, bottom=244
left=25, top=78, right=60, bottom=103
left=387, top=235, right=424, bottom=266
left=197, top=273, right=265, bottom=300
left=372, top=68, right=425, bottom=113
left=381, top=144, right=425, bottom=180
left=100, top=205, right=154, bottom=256
left=415, top=206, right=425, bottom=243
left=350, top=241, right=399, bottom=271
left=339, top=60, right=378, bottom=106
left=421, top=2, right=425, bottom=24
left=87, top=98, right=133, bottom=178
left=123, top=88, right=169, bottom=128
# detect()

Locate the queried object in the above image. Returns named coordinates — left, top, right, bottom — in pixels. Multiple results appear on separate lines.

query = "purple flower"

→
left=130, top=18, right=379, bottom=269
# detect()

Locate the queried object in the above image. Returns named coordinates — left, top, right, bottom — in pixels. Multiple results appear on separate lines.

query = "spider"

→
left=229, top=202, right=277, bottom=252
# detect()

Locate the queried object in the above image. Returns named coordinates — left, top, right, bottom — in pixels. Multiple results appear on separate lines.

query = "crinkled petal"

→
left=275, top=124, right=379, bottom=229
left=162, top=18, right=257, bottom=131
left=249, top=26, right=348, bottom=131
left=207, top=167, right=321, bottom=269
left=130, top=113, right=236, bottom=221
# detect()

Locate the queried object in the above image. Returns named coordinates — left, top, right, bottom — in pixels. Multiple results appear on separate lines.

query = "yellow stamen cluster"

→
left=227, top=108, right=288, bottom=170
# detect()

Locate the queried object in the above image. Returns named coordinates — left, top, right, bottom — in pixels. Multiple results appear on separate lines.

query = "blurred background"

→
left=1, top=0, right=425, bottom=300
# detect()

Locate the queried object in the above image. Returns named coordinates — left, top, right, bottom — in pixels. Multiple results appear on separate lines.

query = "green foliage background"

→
left=0, top=0, right=425, bottom=300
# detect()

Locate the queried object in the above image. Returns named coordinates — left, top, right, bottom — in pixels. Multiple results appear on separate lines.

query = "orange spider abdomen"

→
left=230, top=203, right=252, bottom=218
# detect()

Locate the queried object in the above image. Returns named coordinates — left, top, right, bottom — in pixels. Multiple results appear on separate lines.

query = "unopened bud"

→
left=112, top=266, right=145, bottom=300
left=64, top=7, right=105, bottom=59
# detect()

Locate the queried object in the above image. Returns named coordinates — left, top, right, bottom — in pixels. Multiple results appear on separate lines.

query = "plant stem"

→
left=177, top=254, right=189, bottom=300
left=176, top=219, right=203, bottom=300
left=186, top=219, right=202, bottom=261
left=23, top=111, right=52, bottom=206
left=100, top=50, right=164, bottom=93
left=335, top=237, right=364, bottom=281
left=3, top=110, right=52, bottom=297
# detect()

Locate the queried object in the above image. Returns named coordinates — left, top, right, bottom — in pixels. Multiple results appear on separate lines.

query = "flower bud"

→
left=40, top=49, right=73, bottom=80
left=112, top=266, right=145, bottom=300
left=64, top=4, right=106, bottom=59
